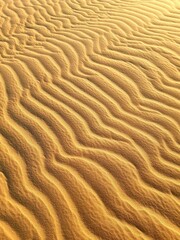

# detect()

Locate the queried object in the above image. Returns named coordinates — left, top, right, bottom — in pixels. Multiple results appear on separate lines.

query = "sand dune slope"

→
left=0, top=0, right=180, bottom=239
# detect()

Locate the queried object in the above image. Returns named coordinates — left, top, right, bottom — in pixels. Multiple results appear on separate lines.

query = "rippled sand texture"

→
left=0, top=0, right=180, bottom=239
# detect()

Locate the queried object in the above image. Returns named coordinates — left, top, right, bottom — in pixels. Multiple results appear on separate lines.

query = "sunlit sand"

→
left=0, top=0, right=180, bottom=239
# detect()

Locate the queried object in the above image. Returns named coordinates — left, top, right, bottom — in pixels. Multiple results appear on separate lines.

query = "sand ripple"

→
left=0, top=0, right=180, bottom=239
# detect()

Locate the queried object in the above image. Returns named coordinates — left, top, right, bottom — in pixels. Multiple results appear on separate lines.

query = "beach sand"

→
left=0, top=0, right=180, bottom=239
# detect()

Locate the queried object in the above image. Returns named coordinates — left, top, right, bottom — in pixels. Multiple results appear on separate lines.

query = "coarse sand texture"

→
left=0, top=0, right=180, bottom=239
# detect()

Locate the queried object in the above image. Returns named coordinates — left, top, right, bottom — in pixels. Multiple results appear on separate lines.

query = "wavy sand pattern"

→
left=0, top=0, right=180, bottom=239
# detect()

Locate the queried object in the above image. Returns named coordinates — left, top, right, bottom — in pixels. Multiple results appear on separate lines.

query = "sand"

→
left=0, top=0, right=180, bottom=239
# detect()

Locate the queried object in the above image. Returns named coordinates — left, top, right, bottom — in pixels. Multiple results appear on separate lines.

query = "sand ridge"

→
left=0, top=0, right=180, bottom=239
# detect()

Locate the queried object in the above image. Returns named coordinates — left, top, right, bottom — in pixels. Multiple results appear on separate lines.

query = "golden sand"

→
left=0, top=0, right=180, bottom=239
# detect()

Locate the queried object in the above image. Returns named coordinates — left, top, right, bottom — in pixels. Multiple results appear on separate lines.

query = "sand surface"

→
left=0, top=0, right=180, bottom=239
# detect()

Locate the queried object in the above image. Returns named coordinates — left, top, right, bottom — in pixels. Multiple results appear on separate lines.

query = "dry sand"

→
left=0, top=0, right=180, bottom=239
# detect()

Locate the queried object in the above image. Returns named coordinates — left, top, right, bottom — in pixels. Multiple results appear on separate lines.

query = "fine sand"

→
left=0, top=0, right=180, bottom=239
